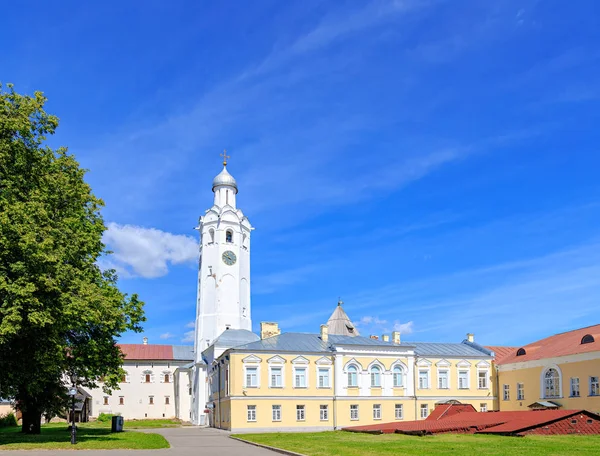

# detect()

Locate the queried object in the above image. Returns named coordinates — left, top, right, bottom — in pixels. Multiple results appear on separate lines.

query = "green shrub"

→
left=0, top=412, right=18, bottom=427
left=97, top=413, right=114, bottom=423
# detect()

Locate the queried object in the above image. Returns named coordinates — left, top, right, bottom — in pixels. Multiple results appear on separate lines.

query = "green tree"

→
left=0, top=84, right=145, bottom=434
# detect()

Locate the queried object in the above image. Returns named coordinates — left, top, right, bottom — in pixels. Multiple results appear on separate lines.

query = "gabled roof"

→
left=327, top=302, right=360, bottom=337
left=496, top=324, right=600, bottom=365
left=118, top=344, right=194, bottom=361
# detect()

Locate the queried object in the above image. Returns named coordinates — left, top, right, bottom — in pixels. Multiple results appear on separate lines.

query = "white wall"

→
left=87, top=360, right=191, bottom=420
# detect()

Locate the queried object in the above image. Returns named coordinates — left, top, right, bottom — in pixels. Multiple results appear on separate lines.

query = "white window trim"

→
left=503, top=384, right=510, bottom=401
left=293, top=366, right=309, bottom=389
left=589, top=376, right=599, bottom=396
left=517, top=382, right=525, bottom=400
left=458, top=369, right=470, bottom=390
left=316, top=366, right=331, bottom=389
left=570, top=377, right=580, bottom=397
left=395, top=403, right=404, bottom=420
left=296, top=405, right=306, bottom=421
left=268, top=364, right=285, bottom=389
left=480, top=403, right=488, bottom=413
left=272, top=405, right=282, bottom=422
left=418, top=368, right=431, bottom=390
left=345, top=363, right=360, bottom=388
left=320, top=405, right=328, bottom=421
left=247, top=405, right=257, bottom=422
left=244, top=364, right=260, bottom=389
left=369, top=364, right=383, bottom=388
left=391, top=362, right=407, bottom=388
left=477, top=368, right=490, bottom=389
left=350, top=404, right=359, bottom=421
left=420, top=404, right=429, bottom=419
left=437, top=369, right=450, bottom=390
left=540, top=365, right=563, bottom=399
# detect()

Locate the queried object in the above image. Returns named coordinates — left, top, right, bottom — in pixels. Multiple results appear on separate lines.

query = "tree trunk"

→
left=21, top=409, right=42, bottom=434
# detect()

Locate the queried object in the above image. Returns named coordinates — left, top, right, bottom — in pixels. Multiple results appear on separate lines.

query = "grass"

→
left=0, top=422, right=170, bottom=450
left=84, top=418, right=182, bottom=429
left=235, top=431, right=600, bottom=456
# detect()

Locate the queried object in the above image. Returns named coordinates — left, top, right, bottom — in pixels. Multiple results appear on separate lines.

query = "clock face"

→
left=222, top=250, right=237, bottom=266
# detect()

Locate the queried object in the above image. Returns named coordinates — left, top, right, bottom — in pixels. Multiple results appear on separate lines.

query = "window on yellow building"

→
left=517, top=383, right=524, bottom=400
left=590, top=377, right=599, bottom=396
left=245, top=367, right=258, bottom=388
left=347, top=365, right=358, bottom=387
left=395, top=404, right=403, bottom=420
left=418, top=370, right=429, bottom=389
left=350, top=404, right=359, bottom=420
left=420, top=404, right=429, bottom=419
left=478, top=370, right=489, bottom=389
left=370, top=366, right=382, bottom=387
left=270, top=367, right=283, bottom=388
left=294, top=368, right=307, bottom=388
left=480, top=403, right=488, bottom=412
left=247, top=405, right=256, bottom=422
left=393, top=366, right=404, bottom=387
left=272, top=405, right=281, bottom=422
left=320, top=405, right=328, bottom=421
left=438, top=370, right=449, bottom=389
left=458, top=370, right=469, bottom=389
left=373, top=404, right=382, bottom=420
left=318, top=368, right=330, bottom=388
left=296, top=405, right=305, bottom=421
left=571, top=378, right=580, bottom=397
left=543, top=369, right=560, bottom=398
left=503, top=384, right=510, bottom=400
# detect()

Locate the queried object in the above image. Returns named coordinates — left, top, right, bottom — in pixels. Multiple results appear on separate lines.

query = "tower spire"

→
left=220, top=149, right=230, bottom=166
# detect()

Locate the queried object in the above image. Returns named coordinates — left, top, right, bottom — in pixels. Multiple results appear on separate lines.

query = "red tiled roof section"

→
left=485, top=346, right=517, bottom=363
left=427, top=404, right=476, bottom=421
left=496, top=324, right=600, bottom=365
left=118, top=344, right=174, bottom=360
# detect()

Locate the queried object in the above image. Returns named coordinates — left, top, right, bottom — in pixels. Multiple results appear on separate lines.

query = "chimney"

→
left=320, top=324, right=329, bottom=342
left=392, top=331, right=401, bottom=345
left=143, top=337, right=148, bottom=345
left=370, top=335, right=379, bottom=340
left=382, top=334, right=390, bottom=342
left=467, top=333, right=475, bottom=343
left=260, top=322, right=281, bottom=340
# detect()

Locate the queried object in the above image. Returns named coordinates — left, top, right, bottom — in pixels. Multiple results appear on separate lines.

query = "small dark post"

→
left=68, top=386, right=77, bottom=444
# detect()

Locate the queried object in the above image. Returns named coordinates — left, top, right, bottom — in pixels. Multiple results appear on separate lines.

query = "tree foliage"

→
left=0, top=84, right=145, bottom=433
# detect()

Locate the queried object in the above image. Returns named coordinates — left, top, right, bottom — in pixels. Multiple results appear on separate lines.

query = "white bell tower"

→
left=194, top=152, right=253, bottom=353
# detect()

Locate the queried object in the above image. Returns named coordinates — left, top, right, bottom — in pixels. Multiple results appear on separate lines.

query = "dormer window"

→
left=226, top=230, right=233, bottom=243
left=516, top=348, right=526, bottom=356
left=581, top=334, right=595, bottom=344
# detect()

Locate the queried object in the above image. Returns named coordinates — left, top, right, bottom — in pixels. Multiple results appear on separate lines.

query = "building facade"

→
left=497, top=325, right=600, bottom=414
left=205, top=319, right=496, bottom=433
left=86, top=342, right=193, bottom=420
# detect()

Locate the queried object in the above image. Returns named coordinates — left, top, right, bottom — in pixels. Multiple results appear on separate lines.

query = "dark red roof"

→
left=344, top=409, right=600, bottom=435
left=496, top=324, right=600, bottom=365
left=118, top=344, right=174, bottom=360
left=427, top=403, right=476, bottom=421
left=485, top=346, right=517, bottom=363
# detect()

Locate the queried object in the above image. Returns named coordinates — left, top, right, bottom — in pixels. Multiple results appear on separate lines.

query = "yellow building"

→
left=497, top=324, right=600, bottom=414
left=206, top=303, right=496, bottom=432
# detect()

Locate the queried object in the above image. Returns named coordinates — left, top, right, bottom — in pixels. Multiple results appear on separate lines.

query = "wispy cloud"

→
left=102, top=223, right=198, bottom=278
left=159, top=332, right=175, bottom=340
left=181, top=330, right=195, bottom=344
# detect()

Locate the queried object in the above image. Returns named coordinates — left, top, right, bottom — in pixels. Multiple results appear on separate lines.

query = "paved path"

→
left=0, top=427, right=277, bottom=456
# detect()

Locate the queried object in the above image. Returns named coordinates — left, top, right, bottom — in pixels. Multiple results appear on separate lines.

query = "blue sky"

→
left=3, top=0, right=600, bottom=347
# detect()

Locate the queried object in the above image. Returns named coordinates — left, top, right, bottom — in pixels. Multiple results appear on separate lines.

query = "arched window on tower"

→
left=226, top=230, right=233, bottom=243
left=208, top=229, right=215, bottom=244
left=393, top=365, right=404, bottom=387
left=370, top=366, right=382, bottom=387
left=347, top=365, right=358, bottom=387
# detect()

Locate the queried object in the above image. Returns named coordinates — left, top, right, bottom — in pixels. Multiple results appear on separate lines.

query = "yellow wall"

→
left=498, top=356, right=600, bottom=414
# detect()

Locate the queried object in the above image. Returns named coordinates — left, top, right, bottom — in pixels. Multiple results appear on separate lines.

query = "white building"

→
left=87, top=341, right=193, bottom=420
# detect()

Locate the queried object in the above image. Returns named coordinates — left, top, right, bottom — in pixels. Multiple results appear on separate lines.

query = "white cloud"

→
left=102, top=223, right=198, bottom=278
left=159, top=332, right=174, bottom=340
left=185, top=321, right=196, bottom=329
left=393, top=321, right=414, bottom=334
left=182, top=330, right=195, bottom=343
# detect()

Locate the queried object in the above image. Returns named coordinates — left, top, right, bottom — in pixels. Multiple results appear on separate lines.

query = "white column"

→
left=334, top=353, right=344, bottom=396
left=359, top=371, right=370, bottom=396
left=382, top=370, right=392, bottom=396
left=407, top=358, right=415, bottom=396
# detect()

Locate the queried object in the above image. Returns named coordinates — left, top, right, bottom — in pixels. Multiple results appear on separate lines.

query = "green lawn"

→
left=84, top=418, right=182, bottom=429
left=0, top=422, right=169, bottom=450
left=235, top=431, right=600, bottom=456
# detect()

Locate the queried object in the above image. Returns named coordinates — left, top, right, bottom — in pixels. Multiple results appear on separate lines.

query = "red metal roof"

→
left=485, top=346, right=517, bottom=363
left=118, top=344, right=174, bottom=360
left=496, top=324, right=600, bottom=365
left=427, top=403, right=477, bottom=421
left=344, top=408, right=599, bottom=435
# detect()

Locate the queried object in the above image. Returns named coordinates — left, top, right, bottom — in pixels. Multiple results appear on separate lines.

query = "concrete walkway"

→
left=0, top=427, right=277, bottom=456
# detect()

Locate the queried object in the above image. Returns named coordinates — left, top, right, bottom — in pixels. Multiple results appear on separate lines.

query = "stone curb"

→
left=229, top=436, right=307, bottom=456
